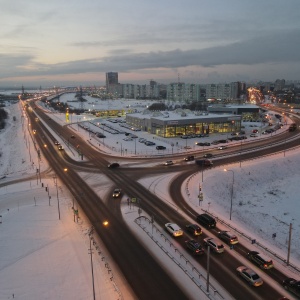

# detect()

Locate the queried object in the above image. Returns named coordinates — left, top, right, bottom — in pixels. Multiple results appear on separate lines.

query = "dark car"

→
left=196, top=213, right=216, bottom=228
left=184, top=155, right=194, bottom=161
left=203, top=153, right=213, bottom=158
left=108, top=162, right=120, bottom=169
left=186, top=224, right=202, bottom=236
left=185, top=239, right=204, bottom=255
left=71, top=135, right=76, bottom=138
left=156, top=145, right=166, bottom=150
left=282, top=278, right=300, bottom=298
left=218, top=231, right=239, bottom=245
left=247, top=251, right=274, bottom=269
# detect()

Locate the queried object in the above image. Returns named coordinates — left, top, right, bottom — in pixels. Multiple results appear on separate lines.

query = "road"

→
left=26, top=101, right=300, bottom=299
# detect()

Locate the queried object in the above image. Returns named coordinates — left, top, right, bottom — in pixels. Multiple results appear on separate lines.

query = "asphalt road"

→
left=26, top=102, right=300, bottom=300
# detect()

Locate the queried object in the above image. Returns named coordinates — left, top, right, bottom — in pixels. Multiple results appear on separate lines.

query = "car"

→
left=282, top=278, right=300, bottom=298
left=218, top=146, right=227, bottom=150
left=184, top=155, right=194, bottom=161
left=250, top=133, right=258, bottom=137
left=203, top=153, right=213, bottom=158
left=247, top=251, right=274, bottom=269
left=145, top=141, right=156, bottom=146
left=112, top=188, right=121, bottom=198
left=58, top=145, right=64, bottom=151
left=156, top=145, right=166, bottom=150
left=185, top=239, right=204, bottom=255
left=123, top=137, right=133, bottom=141
left=236, top=266, right=263, bottom=287
left=196, top=213, right=216, bottom=228
left=218, top=231, right=239, bottom=245
left=54, top=141, right=60, bottom=145
left=164, top=160, right=173, bottom=166
left=165, top=223, right=183, bottom=237
left=138, top=138, right=146, bottom=143
left=203, top=237, right=224, bottom=253
left=195, top=142, right=206, bottom=146
left=71, top=135, right=76, bottom=138
left=186, top=224, right=202, bottom=236
left=203, top=142, right=211, bottom=146
left=252, top=129, right=258, bottom=133
left=108, top=162, right=120, bottom=168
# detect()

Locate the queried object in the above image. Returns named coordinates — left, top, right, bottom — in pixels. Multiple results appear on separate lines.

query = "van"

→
left=196, top=213, right=216, bottom=228
left=195, top=159, right=213, bottom=167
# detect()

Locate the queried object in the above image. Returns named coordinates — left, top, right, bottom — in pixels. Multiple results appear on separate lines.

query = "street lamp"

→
left=53, top=175, right=60, bottom=220
left=224, top=169, right=234, bottom=220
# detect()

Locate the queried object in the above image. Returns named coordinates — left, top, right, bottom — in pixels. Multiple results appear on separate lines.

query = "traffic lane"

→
left=108, top=174, right=282, bottom=300
left=27, top=106, right=190, bottom=300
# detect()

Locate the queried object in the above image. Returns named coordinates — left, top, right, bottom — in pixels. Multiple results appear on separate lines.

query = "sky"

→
left=0, top=97, right=299, bottom=299
left=1, top=1, right=300, bottom=88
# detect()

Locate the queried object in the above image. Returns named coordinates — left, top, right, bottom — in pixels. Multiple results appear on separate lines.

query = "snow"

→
left=0, top=96, right=299, bottom=300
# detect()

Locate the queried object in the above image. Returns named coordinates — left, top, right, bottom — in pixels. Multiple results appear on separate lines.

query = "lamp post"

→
left=88, top=227, right=96, bottom=300
left=53, top=175, right=60, bottom=220
left=224, top=169, right=234, bottom=220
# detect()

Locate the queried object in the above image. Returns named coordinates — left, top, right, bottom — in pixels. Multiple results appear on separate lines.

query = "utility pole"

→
left=88, top=227, right=96, bottom=300
left=287, top=223, right=292, bottom=266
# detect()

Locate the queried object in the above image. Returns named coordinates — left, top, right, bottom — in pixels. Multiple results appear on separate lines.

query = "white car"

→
left=165, top=223, right=183, bottom=237
left=164, top=160, right=173, bottom=166
left=218, top=145, right=227, bottom=150
left=236, top=266, right=263, bottom=287
left=203, top=237, right=224, bottom=253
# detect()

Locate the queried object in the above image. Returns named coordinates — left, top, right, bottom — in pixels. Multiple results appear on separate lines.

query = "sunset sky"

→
left=1, top=0, right=300, bottom=88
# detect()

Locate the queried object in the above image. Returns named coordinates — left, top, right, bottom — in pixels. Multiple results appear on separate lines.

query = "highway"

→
left=25, top=101, right=300, bottom=299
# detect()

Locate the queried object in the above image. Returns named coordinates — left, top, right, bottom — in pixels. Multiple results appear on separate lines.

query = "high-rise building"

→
left=106, top=72, right=120, bottom=97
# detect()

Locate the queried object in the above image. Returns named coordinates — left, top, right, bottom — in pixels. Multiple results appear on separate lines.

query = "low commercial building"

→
left=126, top=108, right=241, bottom=138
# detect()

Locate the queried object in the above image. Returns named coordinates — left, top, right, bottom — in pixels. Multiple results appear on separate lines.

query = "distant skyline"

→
left=1, top=0, right=300, bottom=88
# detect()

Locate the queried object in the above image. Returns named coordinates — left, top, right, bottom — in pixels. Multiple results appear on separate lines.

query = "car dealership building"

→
left=125, top=105, right=259, bottom=138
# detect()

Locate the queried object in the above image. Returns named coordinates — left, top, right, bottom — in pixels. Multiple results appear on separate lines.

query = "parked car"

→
left=196, top=213, right=216, bottom=228
left=71, top=135, right=76, bottom=138
left=250, top=133, right=258, bottom=137
left=145, top=141, right=156, bottom=146
left=252, top=129, right=258, bottom=133
left=218, top=231, right=239, bottom=245
left=203, top=153, right=213, bottom=158
left=282, top=278, right=300, bottom=298
left=112, top=188, right=121, bottom=198
left=247, top=251, right=274, bottom=269
left=236, top=266, right=263, bottom=287
left=184, top=155, right=194, bottom=161
left=164, top=160, right=173, bottom=166
left=138, top=138, right=146, bottom=143
left=108, top=162, right=120, bottom=168
left=156, top=145, right=166, bottom=150
left=186, top=224, right=202, bottom=236
left=203, top=237, right=224, bottom=253
left=185, top=239, right=204, bottom=255
left=165, top=223, right=183, bottom=237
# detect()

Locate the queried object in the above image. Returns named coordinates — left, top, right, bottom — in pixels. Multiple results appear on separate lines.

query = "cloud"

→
left=0, top=29, right=299, bottom=81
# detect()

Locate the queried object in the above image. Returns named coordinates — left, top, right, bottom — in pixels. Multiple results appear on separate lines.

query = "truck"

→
left=289, top=123, right=297, bottom=132
left=195, top=159, right=213, bottom=167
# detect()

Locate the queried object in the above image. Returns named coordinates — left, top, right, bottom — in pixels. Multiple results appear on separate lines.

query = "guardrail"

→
left=201, top=210, right=300, bottom=275
left=135, top=216, right=225, bottom=300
